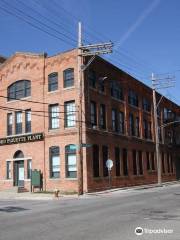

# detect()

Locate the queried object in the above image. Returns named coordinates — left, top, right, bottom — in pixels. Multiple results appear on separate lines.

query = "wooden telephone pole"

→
left=77, top=22, right=113, bottom=195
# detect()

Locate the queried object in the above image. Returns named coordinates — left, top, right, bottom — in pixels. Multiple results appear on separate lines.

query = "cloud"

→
left=115, top=0, right=161, bottom=49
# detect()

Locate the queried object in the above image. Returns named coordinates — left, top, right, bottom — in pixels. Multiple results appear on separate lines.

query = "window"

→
left=7, top=113, right=13, bottom=136
left=119, top=111, right=124, bottom=134
left=27, top=160, right=32, bottom=179
left=102, top=146, right=108, bottom=177
left=161, top=152, right=165, bottom=173
left=133, top=150, right=143, bottom=175
left=115, top=147, right=121, bottom=176
left=15, top=111, right=22, bottom=134
left=170, top=154, right=174, bottom=173
left=133, top=150, right=137, bottom=175
left=128, top=90, right=138, bottom=107
left=135, top=117, right=140, bottom=137
left=143, top=120, right=152, bottom=139
left=123, top=149, right=128, bottom=176
left=93, top=145, right=99, bottom=177
left=99, top=104, right=106, bottom=129
left=49, top=104, right=59, bottom=129
left=151, top=152, right=155, bottom=170
left=98, top=78, right=105, bottom=92
left=48, top=72, right=58, bottom=92
left=25, top=110, right=31, bottom=133
left=138, top=151, right=143, bottom=175
left=49, top=146, right=60, bottom=178
left=163, top=108, right=175, bottom=122
left=8, top=80, right=31, bottom=101
left=129, top=113, right=135, bottom=136
left=143, top=98, right=151, bottom=112
left=90, top=101, right=97, bottom=126
left=112, top=109, right=117, bottom=131
left=146, top=152, right=150, bottom=171
left=167, top=153, right=170, bottom=173
left=110, top=81, right=123, bottom=100
left=88, top=70, right=96, bottom=88
left=64, top=101, right=76, bottom=127
left=148, top=122, right=152, bottom=139
left=6, top=161, right=11, bottom=179
left=65, top=145, right=77, bottom=178
left=63, top=68, right=74, bottom=88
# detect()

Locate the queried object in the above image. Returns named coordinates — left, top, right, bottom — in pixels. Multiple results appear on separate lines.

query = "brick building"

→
left=0, top=49, right=179, bottom=193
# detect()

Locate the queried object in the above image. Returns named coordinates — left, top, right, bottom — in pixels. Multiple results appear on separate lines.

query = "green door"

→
left=14, top=161, right=24, bottom=187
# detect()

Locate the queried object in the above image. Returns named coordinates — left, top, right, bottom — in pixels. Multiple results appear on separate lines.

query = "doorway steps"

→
left=17, top=187, right=29, bottom=193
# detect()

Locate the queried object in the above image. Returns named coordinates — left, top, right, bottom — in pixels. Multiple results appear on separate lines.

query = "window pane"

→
left=48, top=72, right=58, bottom=92
left=64, top=69, right=74, bottom=88
left=8, top=80, right=31, bottom=101
left=49, top=105, right=59, bottom=129
left=67, top=153, right=77, bottom=178
left=65, top=101, right=76, bottom=127
left=50, top=147, right=60, bottom=178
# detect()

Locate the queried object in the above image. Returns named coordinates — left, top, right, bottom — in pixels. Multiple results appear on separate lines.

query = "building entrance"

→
left=14, top=161, right=24, bottom=187
left=13, top=150, right=25, bottom=187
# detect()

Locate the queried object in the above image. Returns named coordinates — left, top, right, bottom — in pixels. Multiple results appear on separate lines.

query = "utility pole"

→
left=151, top=73, right=175, bottom=187
left=77, top=22, right=83, bottom=196
left=77, top=22, right=113, bottom=195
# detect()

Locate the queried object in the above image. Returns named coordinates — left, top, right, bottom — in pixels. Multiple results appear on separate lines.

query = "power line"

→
left=41, top=0, right=155, bottom=78
left=16, top=0, right=77, bottom=43
left=0, top=105, right=77, bottom=114
left=0, top=106, right=87, bottom=124
left=0, top=3, right=75, bottom=46
left=0, top=95, right=72, bottom=107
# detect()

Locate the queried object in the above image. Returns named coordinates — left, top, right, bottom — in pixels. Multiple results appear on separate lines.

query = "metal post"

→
left=152, top=73, right=162, bottom=186
left=108, top=169, right=111, bottom=189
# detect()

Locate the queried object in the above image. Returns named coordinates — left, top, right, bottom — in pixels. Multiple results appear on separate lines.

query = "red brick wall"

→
left=0, top=51, right=179, bottom=193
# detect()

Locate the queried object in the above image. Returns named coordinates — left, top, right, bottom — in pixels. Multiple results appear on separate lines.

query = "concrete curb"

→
left=84, top=181, right=180, bottom=196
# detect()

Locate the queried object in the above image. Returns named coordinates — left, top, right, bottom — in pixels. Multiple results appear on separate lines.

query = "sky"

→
left=0, top=0, right=180, bottom=105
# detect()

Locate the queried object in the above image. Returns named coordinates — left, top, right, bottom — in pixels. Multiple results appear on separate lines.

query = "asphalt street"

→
left=0, top=184, right=180, bottom=240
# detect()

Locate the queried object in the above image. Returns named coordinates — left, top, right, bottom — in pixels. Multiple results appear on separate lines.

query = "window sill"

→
left=65, top=178, right=77, bottom=180
left=49, top=178, right=61, bottom=180
left=143, top=110, right=151, bottom=114
left=48, top=128, right=60, bottom=133
left=47, top=90, right=60, bottom=94
left=63, top=86, right=75, bottom=91
left=128, top=104, right=139, bottom=110
left=6, top=132, right=32, bottom=138
left=6, top=96, right=31, bottom=104
left=111, top=97, right=124, bottom=103
left=64, top=127, right=77, bottom=130
left=4, top=179, right=13, bottom=181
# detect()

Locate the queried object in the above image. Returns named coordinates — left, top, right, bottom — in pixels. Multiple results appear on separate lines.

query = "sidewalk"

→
left=0, top=181, right=179, bottom=200
left=85, top=180, right=180, bottom=196
left=0, top=191, right=78, bottom=201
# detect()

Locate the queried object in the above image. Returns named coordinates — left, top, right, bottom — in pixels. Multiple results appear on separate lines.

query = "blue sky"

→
left=0, top=0, right=180, bottom=104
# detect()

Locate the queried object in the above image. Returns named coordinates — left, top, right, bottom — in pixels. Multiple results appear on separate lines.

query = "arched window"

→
left=49, top=146, right=60, bottom=178
left=48, top=72, right=58, bottom=92
left=7, top=80, right=31, bottom=101
left=63, top=68, right=74, bottom=88
left=13, top=150, right=24, bottom=159
left=65, top=144, right=77, bottom=178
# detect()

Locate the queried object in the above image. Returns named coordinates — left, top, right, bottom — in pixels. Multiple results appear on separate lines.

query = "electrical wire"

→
left=0, top=95, right=74, bottom=107
left=0, top=2, right=75, bottom=46
left=0, top=105, right=88, bottom=124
